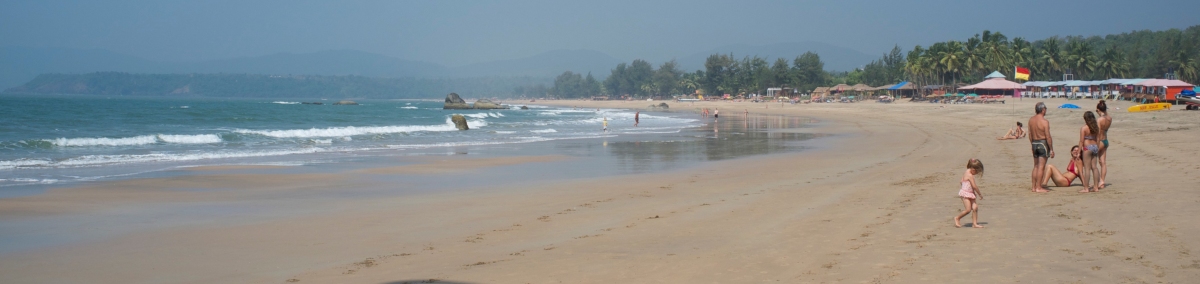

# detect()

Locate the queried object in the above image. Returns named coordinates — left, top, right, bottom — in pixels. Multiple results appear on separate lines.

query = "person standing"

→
left=1096, top=101, right=1111, bottom=189
left=634, top=111, right=640, bottom=127
left=1028, top=102, right=1054, bottom=193
left=602, top=117, right=608, bottom=132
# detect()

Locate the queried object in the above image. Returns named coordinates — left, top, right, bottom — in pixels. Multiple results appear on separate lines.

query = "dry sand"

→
left=1, top=98, right=1198, bottom=283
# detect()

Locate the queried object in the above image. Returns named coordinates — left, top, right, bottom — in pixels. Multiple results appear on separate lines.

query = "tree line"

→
left=860, top=25, right=1200, bottom=88
left=529, top=52, right=832, bottom=99
left=536, top=25, right=1200, bottom=99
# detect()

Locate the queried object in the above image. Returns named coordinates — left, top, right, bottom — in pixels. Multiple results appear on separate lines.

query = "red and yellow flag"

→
left=1014, top=66, right=1030, bottom=80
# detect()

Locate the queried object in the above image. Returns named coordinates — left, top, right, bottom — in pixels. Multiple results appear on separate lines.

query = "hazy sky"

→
left=4, top=0, right=1199, bottom=66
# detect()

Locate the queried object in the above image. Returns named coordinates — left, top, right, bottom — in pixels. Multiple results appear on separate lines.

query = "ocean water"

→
left=0, top=95, right=702, bottom=189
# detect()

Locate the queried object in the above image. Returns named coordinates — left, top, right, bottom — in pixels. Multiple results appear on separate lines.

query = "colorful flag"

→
left=1014, top=67, right=1030, bottom=80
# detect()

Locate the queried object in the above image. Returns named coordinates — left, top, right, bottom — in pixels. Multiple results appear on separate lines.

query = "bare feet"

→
left=1033, top=188, right=1050, bottom=193
left=954, top=218, right=962, bottom=228
left=973, top=224, right=985, bottom=228
left=1078, top=188, right=1091, bottom=193
left=1098, top=181, right=1106, bottom=190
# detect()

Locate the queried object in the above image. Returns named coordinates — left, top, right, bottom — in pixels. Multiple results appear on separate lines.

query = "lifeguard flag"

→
left=1014, top=66, right=1030, bottom=80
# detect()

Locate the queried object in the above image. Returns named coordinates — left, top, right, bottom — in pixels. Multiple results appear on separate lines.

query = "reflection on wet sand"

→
left=600, top=113, right=824, bottom=174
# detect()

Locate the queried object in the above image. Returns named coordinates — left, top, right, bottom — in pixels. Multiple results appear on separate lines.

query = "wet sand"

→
left=2, top=98, right=1198, bottom=283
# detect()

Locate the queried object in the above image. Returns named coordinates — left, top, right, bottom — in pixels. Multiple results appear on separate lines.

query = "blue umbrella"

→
left=1059, top=103, right=1081, bottom=109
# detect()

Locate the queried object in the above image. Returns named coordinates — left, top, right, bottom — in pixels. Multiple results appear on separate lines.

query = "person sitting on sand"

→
left=954, top=158, right=985, bottom=228
left=997, top=122, right=1026, bottom=140
left=1040, top=146, right=1083, bottom=187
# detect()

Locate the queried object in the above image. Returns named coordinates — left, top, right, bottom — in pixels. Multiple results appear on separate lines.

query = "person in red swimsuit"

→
left=1040, top=145, right=1083, bottom=188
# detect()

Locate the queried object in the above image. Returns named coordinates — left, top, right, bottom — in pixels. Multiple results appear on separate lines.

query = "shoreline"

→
left=1, top=98, right=1198, bottom=283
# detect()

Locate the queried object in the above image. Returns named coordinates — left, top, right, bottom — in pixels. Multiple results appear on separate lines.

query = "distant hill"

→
left=675, top=41, right=876, bottom=72
left=0, top=47, right=624, bottom=90
left=451, top=49, right=624, bottom=78
left=5, top=72, right=550, bottom=98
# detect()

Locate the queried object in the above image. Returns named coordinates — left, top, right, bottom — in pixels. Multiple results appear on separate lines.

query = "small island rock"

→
left=444, top=93, right=470, bottom=109
left=451, top=114, right=469, bottom=130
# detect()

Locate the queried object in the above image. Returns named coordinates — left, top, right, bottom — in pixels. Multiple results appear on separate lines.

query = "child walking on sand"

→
left=954, top=158, right=985, bottom=228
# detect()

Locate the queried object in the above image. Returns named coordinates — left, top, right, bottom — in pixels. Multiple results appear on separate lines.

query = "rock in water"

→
left=451, top=114, right=469, bottom=130
left=444, top=93, right=470, bottom=109
left=520, top=105, right=529, bottom=110
left=333, top=100, right=358, bottom=105
left=657, top=102, right=669, bottom=109
left=473, top=99, right=505, bottom=109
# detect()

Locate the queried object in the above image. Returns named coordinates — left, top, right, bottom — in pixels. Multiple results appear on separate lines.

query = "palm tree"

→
left=1010, top=37, right=1033, bottom=71
left=1095, top=46, right=1130, bottom=79
left=1038, top=38, right=1065, bottom=80
left=962, top=36, right=985, bottom=80
left=1064, top=39, right=1096, bottom=80
left=937, top=41, right=966, bottom=87
left=1168, top=49, right=1198, bottom=83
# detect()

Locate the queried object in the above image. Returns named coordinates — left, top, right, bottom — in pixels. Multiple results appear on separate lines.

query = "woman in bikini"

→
left=1096, top=101, right=1111, bottom=189
left=1079, top=111, right=1102, bottom=193
left=1040, top=145, right=1083, bottom=187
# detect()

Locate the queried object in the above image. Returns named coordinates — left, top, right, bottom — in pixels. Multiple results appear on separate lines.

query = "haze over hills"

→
left=674, top=41, right=876, bottom=72
left=1, top=41, right=876, bottom=90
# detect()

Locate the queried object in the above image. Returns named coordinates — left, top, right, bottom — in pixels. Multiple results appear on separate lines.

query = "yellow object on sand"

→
left=1128, top=103, right=1171, bottom=112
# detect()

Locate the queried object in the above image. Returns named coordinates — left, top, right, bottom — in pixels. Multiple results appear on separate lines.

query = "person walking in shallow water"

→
left=634, top=111, right=640, bottom=127
left=1028, top=102, right=1054, bottom=193
left=602, top=117, right=608, bottom=132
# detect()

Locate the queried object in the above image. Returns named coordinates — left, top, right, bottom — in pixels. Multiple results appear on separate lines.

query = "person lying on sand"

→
left=997, top=122, right=1025, bottom=140
left=1040, top=146, right=1083, bottom=187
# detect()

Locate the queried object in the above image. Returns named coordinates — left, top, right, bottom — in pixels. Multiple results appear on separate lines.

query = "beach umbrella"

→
left=967, top=93, right=979, bottom=97
left=1059, top=103, right=1081, bottom=109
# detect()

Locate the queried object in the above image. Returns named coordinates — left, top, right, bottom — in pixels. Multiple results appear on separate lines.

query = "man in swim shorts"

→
left=1028, top=102, right=1055, bottom=193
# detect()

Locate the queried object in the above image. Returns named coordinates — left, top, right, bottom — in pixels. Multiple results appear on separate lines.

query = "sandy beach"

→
left=2, top=97, right=1198, bottom=283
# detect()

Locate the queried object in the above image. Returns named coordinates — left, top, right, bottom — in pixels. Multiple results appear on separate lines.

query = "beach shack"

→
left=959, top=71, right=1025, bottom=98
left=1137, top=79, right=1194, bottom=101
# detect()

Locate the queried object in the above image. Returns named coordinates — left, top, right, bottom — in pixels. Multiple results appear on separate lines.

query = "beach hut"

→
left=1137, top=79, right=1194, bottom=101
left=959, top=71, right=1026, bottom=97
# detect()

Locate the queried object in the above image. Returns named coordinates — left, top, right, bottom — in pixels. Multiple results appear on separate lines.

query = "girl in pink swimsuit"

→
left=954, top=158, right=985, bottom=228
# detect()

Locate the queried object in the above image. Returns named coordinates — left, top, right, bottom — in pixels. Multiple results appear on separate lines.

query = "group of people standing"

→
left=956, top=100, right=1113, bottom=228
left=1026, top=100, right=1112, bottom=193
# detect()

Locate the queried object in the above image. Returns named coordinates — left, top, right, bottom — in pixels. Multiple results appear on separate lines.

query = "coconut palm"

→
left=1095, top=46, right=1130, bottom=79
left=937, top=41, right=966, bottom=87
left=1038, top=38, right=1065, bottom=80
left=1064, top=39, right=1096, bottom=80
left=1168, top=49, right=1198, bottom=83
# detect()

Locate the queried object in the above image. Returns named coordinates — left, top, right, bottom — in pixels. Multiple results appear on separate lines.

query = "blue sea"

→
left=0, top=95, right=703, bottom=189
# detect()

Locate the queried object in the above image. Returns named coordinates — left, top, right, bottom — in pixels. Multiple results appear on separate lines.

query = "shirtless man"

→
left=997, top=122, right=1026, bottom=140
left=1028, top=102, right=1055, bottom=193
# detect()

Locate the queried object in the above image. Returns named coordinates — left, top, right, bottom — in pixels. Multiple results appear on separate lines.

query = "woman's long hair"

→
left=1084, top=111, right=1099, bottom=137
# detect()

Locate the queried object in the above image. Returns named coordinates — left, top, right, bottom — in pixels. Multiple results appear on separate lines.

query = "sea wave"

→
left=45, top=134, right=223, bottom=147
left=400, top=106, right=418, bottom=109
left=272, top=101, right=301, bottom=105
left=462, top=112, right=505, bottom=118
left=530, top=129, right=558, bottom=133
left=234, top=118, right=487, bottom=138
left=0, top=148, right=326, bottom=169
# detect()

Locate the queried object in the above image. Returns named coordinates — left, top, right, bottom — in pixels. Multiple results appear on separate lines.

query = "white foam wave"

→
left=0, top=148, right=326, bottom=169
left=530, top=129, right=558, bottom=133
left=400, top=106, right=418, bottom=109
left=46, top=134, right=224, bottom=147
left=49, top=136, right=158, bottom=147
left=462, top=112, right=505, bottom=118
left=157, top=134, right=223, bottom=144
left=272, top=101, right=301, bottom=105
left=234, top=121, right=473, bottom=138
left=493, top=131, right=516, bottom=134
